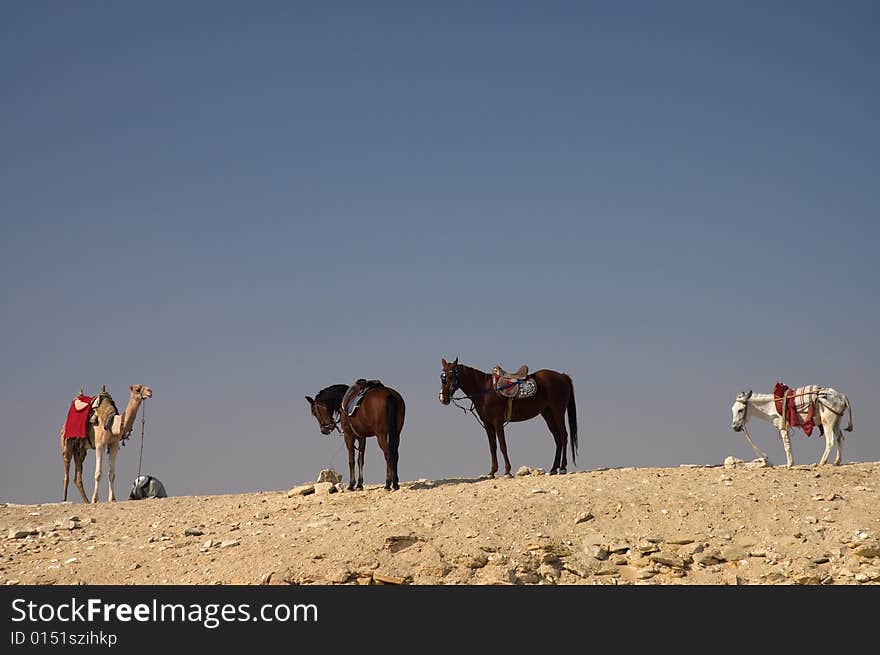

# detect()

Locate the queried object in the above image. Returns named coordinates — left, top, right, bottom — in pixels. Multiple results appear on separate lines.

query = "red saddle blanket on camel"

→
left=773, top=382, right=820, bottom=437
left=63, top=394, right=93, bottom=439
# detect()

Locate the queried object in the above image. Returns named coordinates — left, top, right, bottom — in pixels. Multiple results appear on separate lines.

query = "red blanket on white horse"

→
left=63, top=394, right=93, bottom=439
left=773, top=382, right=820, bottom=437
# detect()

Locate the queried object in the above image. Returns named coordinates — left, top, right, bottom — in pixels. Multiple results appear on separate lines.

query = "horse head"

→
left=731, top=390, right=752, bottom=431
left=305, top=387, right=343, bottom=435
left=438, top=357, right=459, bottom=405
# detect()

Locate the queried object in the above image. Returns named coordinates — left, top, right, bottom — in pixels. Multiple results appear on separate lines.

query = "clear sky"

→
left=2, top=1, right=878, bottom=504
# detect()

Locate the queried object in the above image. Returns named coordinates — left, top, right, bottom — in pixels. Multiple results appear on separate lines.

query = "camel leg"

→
left=483, top=424, right=499, bottom=478
left=495, top=424, right=513, bottom=478
left=356, top=436, right=366, bottom=490
left=92, top=443, right=104, bottom=503
left=62, top=442, right=71, bottom=502
left=779, top=429, right=794, bottom=468
left=107, top=442, right=119, bottom=501
left=74, top=446, right=89, bottom=503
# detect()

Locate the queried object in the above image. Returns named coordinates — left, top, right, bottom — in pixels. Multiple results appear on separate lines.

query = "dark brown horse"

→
left=306, top=381, right=405, bottom=491
left=438, top=358, right=578, bottom=477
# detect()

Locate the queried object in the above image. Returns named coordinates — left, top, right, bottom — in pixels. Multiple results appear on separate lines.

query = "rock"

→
left=288, top=484, right=315, bottom=497
left=649, top=553, right=687, bottom=569
left=184, top=528, right=204, bottom=537
left=794, top=573, right=822, bottom=585
left=462, top=553, right=490, bottom=569
left=373, top=572, right=406, bottom=585
left=720, top=546, right=750, bottom=562
left=516, top=570, right=543, bottom=584
left=585, top=544, right=609, bottom=560
left=515, top=466, right=532, bottom=477
left=317, top=469, right=342, bottom=484
left=219, top=540, right=240, bottom=549
left=695, top=552, right=722, bottom=566
left=63, top=557, right=78, bottom=565
left=314, top=482, right=337, bottom=495
left=7, top=528, right=36, bottom=540
left=852, top=543, right=880, bottom=558
left=384, top=535, right=420, bottom=553
left=202, top=539, right=214, bottom=549
left=666, top=536, right=695, bottom=545
left=574, top=512, right=594, bottom=524
left=479, top=565, right=517, bottom=584
left=327, top=567, right=352, bottom=584
left=724, top=456, right=744, bottom=469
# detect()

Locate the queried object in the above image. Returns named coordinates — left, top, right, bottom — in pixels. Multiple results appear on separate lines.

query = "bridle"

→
left=315, top=403, right=341, bottom=435
left=440, top=366, right=460, bottom=398
left=733, top=391, right=768, bottom=460
left=440, top=365, right=491, bottom=430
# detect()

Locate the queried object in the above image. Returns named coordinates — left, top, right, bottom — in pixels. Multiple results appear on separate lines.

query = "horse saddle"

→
left=343, top=379, right=384, bottom=416
left=492, top=365, right=536, bottom=399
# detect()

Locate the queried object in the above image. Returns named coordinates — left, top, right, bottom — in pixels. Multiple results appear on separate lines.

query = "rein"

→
left=136, top=399, right=147, bottom=478
left=445, top=365, right=513, bottom=430
left=451, top=394, right=487, bottom=430
left=740, top=424, right=769, bottom=461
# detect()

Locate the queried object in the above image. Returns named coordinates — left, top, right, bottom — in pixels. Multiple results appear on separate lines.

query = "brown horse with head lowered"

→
left=438, top=358, right=578, bottom=477
left=306, top=380, right=405, bottom=491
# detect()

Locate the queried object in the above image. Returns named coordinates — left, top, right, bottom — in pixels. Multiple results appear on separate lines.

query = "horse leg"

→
left=379, top=433, right=392, bottom=491
left=541, top=410, right=564, bottom=475
left=356, top=436, right=366, bottom=490
left=107, top=442, right=119, bottom=501
left=553, top=407, right=570, bottom=473
left=495, top=424, right=513, bottom=478
left=779, top=429, right=794, bottom=468
left=345, top=434, right=356, bottom=491
left=483, top=424, right=499, bottom=478
left=91, top=441, right=104, bottom=503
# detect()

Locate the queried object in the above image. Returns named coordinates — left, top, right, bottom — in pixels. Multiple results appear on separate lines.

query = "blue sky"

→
left=2, top=2, right=878, bottom=503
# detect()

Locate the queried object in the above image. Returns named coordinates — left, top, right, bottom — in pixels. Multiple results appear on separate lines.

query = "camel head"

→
left=130, top=384, right=153, bottom=400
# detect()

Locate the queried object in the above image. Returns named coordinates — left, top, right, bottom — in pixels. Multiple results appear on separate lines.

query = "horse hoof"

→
left=559, top=469, right=567, bottom=475
left=549, top=470, right=557, bottom=476
left=348, top=485, right=355, bottom=491
left=393, top=484, right=400, bottom=491
left=487, top=473, right=496, bottom=479
left=504, top=473, right=513, bottom=479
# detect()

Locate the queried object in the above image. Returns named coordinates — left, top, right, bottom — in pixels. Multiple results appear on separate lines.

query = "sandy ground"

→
left=2, top=460, right=879, bottom=585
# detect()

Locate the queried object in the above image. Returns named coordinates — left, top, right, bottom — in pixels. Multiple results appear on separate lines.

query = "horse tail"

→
left=565, top=374, right=578, bottom=465
left=386, top=392, right=400, bottom=462
left=843, top=394, right=853, bottom=432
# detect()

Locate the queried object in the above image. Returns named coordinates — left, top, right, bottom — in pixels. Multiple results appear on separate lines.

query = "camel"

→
left=92, top=384, right=153, bottom=503
left=61, top=386, right=118, bottom=502
left=59, top=384, right=152, bottom=503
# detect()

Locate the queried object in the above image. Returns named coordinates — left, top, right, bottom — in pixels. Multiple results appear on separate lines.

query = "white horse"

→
left=731, top=387, right=853, bottom=467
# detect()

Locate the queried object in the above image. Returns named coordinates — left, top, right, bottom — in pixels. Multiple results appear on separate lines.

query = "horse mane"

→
left=457, top=363, right=489, bottom=378
left=315, top=384, right=348, bottom=406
